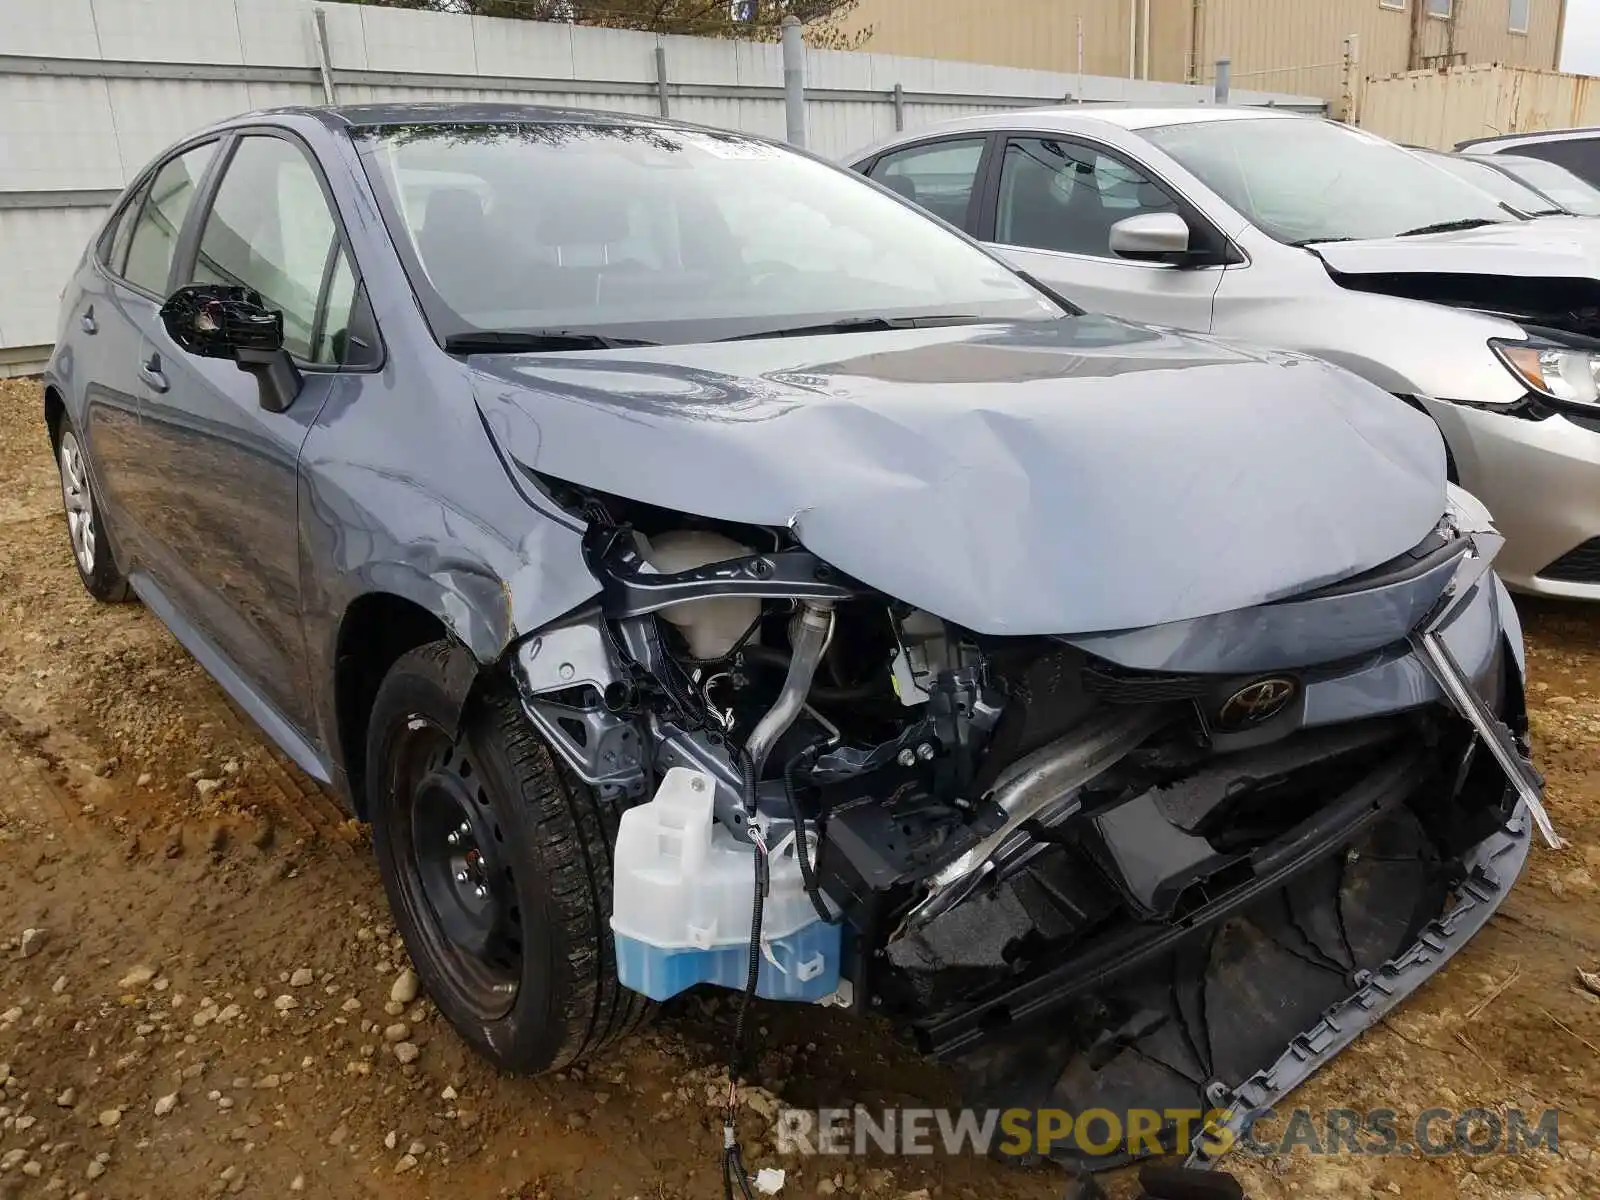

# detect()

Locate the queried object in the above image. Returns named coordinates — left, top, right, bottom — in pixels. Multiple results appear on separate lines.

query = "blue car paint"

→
left=40, top=103, right=1519, bottom=816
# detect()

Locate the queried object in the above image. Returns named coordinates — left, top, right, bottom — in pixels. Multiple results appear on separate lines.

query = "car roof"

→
left=193, top=101, right=715, bottom=140
left=845, top=103, right=1313, bottom=163
left=1460, top=150, right=1554, bottom=167
left=930, top=103, right=1305, bottom=134
left=1457, top=127, right=1600, bottom=152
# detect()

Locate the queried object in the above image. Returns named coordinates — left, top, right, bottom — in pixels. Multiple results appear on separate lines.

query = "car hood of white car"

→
left=1310, top=218, right=1600, bottom=280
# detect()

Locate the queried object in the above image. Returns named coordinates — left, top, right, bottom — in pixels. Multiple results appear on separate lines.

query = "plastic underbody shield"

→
left=942, top=797, right=1530, bottom=1169
left=899, top=681, right=1536, bottom=1172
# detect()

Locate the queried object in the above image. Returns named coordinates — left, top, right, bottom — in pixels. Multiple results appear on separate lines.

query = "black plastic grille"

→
left=1539, top=538, right=1600, bottom=584
left=1080, top=661, right=1215, bottom=704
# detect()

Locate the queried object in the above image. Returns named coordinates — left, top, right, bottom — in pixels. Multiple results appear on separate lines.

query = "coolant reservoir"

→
left=642, top=530, right=760, bottom=660
left=611, top=767, right=842, bottom=1003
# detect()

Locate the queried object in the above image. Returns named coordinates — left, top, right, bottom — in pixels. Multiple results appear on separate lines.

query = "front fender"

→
left=1215, top=290, right=1529, bottom=407
left=295, top=369, right=602, bottom=794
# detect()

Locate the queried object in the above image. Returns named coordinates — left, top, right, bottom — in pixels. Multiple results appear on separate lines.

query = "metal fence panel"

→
left=0, top=205, right=100, bottom=350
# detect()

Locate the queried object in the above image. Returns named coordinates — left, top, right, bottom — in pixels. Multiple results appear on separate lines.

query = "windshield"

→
left=1416, top=150, right=1562, bottom=216
left=1144, top=117, right=1517, bottom=244
left=353, top=122, right=1058, bottom=345
left=1480, top=155, right=1600, bottom=217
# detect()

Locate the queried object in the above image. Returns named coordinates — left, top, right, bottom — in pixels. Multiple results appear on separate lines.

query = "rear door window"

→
left=866, top=138, right=988, bottom=230
left=122, top=142, right=217, bottom=296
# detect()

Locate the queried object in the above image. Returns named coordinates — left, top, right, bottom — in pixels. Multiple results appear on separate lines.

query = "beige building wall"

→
left=836, top=0, right=1140, bottom=78
left=844, top=0, right=1566, bottom=111
left=1443, top=0, right=1566, bottom=69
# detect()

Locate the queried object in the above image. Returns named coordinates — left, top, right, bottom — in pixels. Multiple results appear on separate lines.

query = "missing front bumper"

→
left=932, top=777, right=1531, bottom=1172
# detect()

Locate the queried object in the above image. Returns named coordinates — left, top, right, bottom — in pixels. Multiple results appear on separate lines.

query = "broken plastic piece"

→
left=1410, top=628, right=1562, bottom=848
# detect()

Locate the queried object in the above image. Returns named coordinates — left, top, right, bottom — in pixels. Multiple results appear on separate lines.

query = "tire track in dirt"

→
left=0, top=712, right=92, bottom=852
left=206, top=699, right=362, bottom=852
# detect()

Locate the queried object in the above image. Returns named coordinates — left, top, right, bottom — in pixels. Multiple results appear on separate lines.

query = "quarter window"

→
left=867, top=139, right=987, bottom=229
left=995, top=137, right=1182, bottom=259
left=190, top=135, right=354, bottom=365
left=101, top=182, right=148, bottom=277
left=122, top=143, right=217, bottom=295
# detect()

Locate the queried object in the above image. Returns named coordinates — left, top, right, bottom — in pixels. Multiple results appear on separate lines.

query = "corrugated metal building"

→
left=840, top=0, right=1567, bottom=114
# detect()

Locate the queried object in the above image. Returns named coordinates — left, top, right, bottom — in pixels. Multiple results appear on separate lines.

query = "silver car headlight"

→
left=1491, top=338, right=1600, bottom=408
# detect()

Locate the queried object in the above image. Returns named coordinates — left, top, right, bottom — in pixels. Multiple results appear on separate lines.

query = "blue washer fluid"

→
left=610, top=767, right=844, bottom=1003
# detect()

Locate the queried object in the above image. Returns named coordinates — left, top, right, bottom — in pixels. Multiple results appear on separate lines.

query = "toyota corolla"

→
left=42, top=103, right=1550, bottom=1172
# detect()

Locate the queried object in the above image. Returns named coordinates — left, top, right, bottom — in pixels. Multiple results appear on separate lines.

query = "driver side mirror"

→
left=158, top=284, right=302, bottom=413
left=1108, top=212, right=1193, bottom=265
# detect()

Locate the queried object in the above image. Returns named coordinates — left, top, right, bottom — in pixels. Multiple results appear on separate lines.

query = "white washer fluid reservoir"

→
left=611, top=767, right=842, bottom=1002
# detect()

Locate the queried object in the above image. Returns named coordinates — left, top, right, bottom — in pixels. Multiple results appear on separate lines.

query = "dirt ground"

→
left=0, top=376, right=1597, bottom=1200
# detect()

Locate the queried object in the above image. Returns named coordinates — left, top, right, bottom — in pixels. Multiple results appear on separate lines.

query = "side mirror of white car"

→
left=1109, top=212, right=1191, bottom=264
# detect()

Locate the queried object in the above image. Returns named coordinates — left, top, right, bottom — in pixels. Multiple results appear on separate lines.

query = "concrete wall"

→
left=1361, top=62, right=1600, bottom=148
left=0, top=0, right=1323, bottom=372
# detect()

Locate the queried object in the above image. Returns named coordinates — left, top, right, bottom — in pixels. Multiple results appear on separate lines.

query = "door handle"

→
left=80, top=306, right=97, bottom=335
left=137, top=355, right=169, bottom=394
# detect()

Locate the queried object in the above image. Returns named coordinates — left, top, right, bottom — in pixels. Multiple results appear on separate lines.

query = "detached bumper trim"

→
left=1189, top=798, right=1532, bottom=1167
left=914, top=748, right=1431, bottom=1060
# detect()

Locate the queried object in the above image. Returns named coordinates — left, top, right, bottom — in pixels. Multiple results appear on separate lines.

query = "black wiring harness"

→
left=723, top=745, right=767, bottom=1200
left=784, top=743, right=841, bottom=926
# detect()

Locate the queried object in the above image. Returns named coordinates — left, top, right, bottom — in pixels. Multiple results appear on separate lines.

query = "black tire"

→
left=54, top=418, right=131, bottom=602
left=366, top=640, right=651, bottom=1073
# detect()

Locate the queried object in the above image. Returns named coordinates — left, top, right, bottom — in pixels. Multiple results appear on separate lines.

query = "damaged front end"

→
left=509, top=481, right=1549, bottom=1170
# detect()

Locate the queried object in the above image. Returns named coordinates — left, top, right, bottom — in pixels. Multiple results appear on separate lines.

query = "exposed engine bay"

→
left=510, top=479, right=1550, bottom=1167
left=1328, top=268, right=1600, bottom=341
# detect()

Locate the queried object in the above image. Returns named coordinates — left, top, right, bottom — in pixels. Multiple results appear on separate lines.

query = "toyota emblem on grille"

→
left=1216, top=677, right=1298, bottom=730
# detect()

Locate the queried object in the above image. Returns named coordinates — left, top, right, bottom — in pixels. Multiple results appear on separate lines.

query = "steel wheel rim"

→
left=58, top=431, right=96, bottom=575
left=395, top=722, right=523, bottom=1021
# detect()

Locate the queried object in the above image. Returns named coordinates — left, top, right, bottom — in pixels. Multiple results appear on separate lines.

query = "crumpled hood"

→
left=469, top=316, right=1447, bottom=635
left=1312, top=219, right=1600, bottom=280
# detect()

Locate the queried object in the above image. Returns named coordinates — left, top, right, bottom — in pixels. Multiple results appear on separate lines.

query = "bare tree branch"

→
left=326, top=0, right=871, bottom=48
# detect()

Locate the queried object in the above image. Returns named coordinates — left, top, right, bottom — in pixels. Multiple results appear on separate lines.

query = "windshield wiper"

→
left=720, top=314, right=987, bottom=342
left=1016, top=271, right=1084, bottom=314
left=1287, top=237, right=1360, bottom=247
left=1395, top=217, right=1507, bottom=238
left=443, top=329, right=658, bottom=354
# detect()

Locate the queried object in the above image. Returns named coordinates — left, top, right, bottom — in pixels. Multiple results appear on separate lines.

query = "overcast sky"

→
left=1563, top=2, right=1600, bottom=75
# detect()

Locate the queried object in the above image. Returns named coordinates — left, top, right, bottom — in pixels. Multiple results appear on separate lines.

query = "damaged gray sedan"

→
left=44, top=103, right=1552, bottom=1170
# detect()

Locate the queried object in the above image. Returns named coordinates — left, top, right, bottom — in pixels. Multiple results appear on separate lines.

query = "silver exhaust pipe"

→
left=901, top=705, right=1170, bottom=934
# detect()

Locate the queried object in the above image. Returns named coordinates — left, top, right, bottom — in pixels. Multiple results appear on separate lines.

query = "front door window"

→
left=995, top=137, right=1182, bottom=259
left=190, top=136, right=356, bottom=365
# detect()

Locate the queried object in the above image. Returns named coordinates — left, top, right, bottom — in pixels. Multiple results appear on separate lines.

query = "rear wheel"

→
left=55, top=421, right=130, bottom=602
left=366, top=641, right=650, bottom=1072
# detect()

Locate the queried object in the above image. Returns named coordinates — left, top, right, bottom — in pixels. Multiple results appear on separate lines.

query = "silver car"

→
left=1460, top=126, right=1600, bottom=189
left=849, top=108, right=1600, bottom=599
left=1411, top=146, right=1588, bottom=222
left=1458, top=151, right=1600, bottom=219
